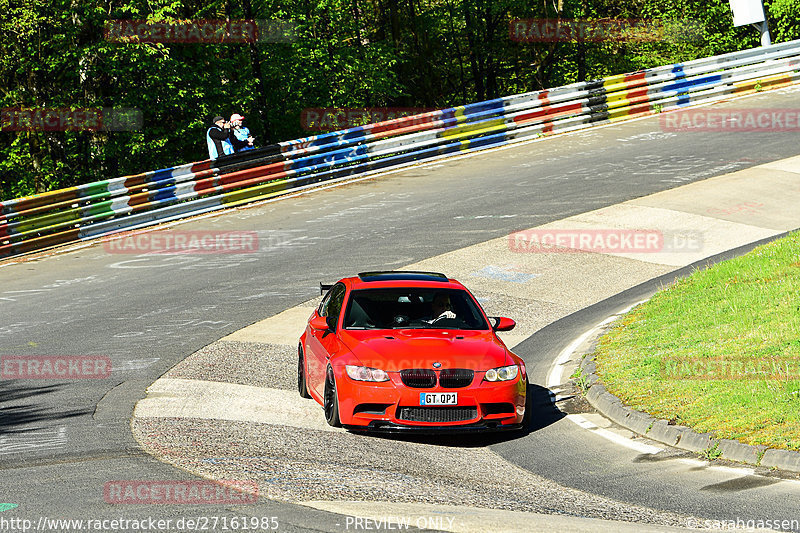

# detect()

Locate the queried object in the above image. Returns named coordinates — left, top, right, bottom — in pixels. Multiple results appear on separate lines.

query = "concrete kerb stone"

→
left=647, top=420, right=687, bottom=448
left=625, top=410, right=657, bottom=436
left=577, top=319, right=800, bottom=472
left=761, top=449, right=800, bottom=471
left=717, top=439, right=767, bottom=465
left=677, top=431, right=716, bottom=454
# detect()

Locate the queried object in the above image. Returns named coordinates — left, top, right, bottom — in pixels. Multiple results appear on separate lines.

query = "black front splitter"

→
left=343, top=421, right=522, bottom=435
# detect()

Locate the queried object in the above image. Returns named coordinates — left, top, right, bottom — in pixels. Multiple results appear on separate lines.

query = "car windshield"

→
left=343, top=288, right=490, bottom=330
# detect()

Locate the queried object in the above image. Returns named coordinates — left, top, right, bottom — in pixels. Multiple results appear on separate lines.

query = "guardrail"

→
left=2, top=39, right=799, bottom=259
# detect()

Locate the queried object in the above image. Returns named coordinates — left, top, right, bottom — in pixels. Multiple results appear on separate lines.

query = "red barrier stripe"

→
left=626, top=86, right=650, bottom=100
left=623, top=94, right=653, bottom=107
left=4, top=228, right=82, bottom=256
left=368, top=114, right=442, bottom=137
left=215, top=161, right=290, bottom=186
left=123, top=174, right=148, bottom=190
left=217, top=171, right=291, bottom=194
left=513, top=101, right=584, bottom=124
left=626, top=103, right=653, bottom=116
left=130, top=200, right=159, bottom=214
left=625, top=72, right=647, bottom=84
left=194, top=169, right=291, bottom=198
left=190, top=161, right=213, bottom=173
left=4, top=189, right=81, bottom=213
left=193, top=176, right=223, bottom=196
left=624, top=73, right=649, bottom=105
left=539, top=90, right=550, bottom=107
left=126, top=191, right=152, bottom=208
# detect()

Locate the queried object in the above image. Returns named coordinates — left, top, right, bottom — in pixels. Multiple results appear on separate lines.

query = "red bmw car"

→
left=298, top=271, right=528, bottom=433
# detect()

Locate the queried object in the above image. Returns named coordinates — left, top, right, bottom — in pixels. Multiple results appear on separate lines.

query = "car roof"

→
left=338, top=271, right=466, bottom=291
left=358, top=271, right=448, bottom=282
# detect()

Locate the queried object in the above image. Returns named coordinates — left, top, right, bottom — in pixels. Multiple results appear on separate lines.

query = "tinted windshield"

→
left=343, top=288, right=490, bottom=330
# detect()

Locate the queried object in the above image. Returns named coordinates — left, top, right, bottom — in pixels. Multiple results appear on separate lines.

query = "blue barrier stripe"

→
left=151, top=167, right=180, bottom=182
left=287, top=145, right=370, bottom=170
left=662, top=74, right=724, bottom=94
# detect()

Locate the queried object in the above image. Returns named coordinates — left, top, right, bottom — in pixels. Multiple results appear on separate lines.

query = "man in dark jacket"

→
left=206, top=116, right=234, bottom=159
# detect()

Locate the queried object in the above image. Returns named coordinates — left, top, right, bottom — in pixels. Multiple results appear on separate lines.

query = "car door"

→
left=306, top=283, right=346, bottom=398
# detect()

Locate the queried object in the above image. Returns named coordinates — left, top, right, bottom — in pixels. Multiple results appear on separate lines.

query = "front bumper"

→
left=335, top=368, right=527, bottom=431
left=345, top=420, right=523, bottom=434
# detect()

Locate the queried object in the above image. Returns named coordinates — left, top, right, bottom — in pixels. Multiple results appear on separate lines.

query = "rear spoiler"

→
left=320, top=283, right=334, bottom=295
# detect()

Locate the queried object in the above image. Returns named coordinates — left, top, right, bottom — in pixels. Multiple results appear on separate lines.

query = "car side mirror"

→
left=490, top=317, right=516, bottom=332
left=310, top=316, right=330, bottom=331
left=326, top=315, right=337, bottom=331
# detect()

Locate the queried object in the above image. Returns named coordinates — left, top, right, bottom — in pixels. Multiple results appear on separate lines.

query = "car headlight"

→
left=346, top=365, right=390, bottom=382
left=483, top=365, right=519, bottom=382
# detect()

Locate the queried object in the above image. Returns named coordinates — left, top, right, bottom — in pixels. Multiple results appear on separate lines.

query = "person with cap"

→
left=206, top=115, right=234, bottom=159
left=229, top=113, right=255, bottom=152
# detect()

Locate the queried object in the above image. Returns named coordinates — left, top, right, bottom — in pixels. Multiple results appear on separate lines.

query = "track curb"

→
left=577, top=309, right=800, bottom=473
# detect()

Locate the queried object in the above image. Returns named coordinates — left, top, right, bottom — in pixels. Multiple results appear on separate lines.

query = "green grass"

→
left=571, top=366, right=590, bottom=392
left=593, top=231, right=800, bottom=450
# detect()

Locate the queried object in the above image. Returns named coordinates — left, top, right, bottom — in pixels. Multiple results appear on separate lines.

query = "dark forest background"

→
left=1, top=0, right=798, bottom=200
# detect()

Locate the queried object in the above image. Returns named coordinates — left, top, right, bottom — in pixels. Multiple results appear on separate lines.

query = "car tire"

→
left=324, top=366, right=341, bottom=427
left=298, top=345, right=311, bottom=399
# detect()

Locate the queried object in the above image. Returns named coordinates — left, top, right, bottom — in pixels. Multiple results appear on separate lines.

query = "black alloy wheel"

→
left=324, top=366, right=341, bottom=427
left=298, top=345, right=311, bottom=399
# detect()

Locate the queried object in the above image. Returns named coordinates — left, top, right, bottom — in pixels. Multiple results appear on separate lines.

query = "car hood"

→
left=338, top=329, right=512, bottom=371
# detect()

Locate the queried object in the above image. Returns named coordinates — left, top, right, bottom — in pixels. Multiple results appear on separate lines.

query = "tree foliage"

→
left=1, top=0, right=797, bottom=200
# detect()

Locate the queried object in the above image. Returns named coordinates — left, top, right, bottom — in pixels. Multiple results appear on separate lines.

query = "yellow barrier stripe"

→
left=440, top=118, right=507, bottom=140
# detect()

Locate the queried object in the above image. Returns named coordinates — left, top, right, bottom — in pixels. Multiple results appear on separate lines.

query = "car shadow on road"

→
left=0, top=381, right=91, bottom=434
left=366, top=383, right=565, bottom=448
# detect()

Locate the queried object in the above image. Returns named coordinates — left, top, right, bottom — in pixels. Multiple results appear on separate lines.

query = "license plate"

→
left=419, top=392, right=457, bottom=406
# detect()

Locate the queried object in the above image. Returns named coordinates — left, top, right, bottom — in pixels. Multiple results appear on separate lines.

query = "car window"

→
left=318, top=289, right=333, bottom=315
left=343, top=288, right=490, bottom=330
left=320, top=283, right=346, bottom=324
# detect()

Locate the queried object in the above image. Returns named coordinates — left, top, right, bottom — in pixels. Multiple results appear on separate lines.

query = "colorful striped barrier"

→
left=2, top=39, right=799, bottom=259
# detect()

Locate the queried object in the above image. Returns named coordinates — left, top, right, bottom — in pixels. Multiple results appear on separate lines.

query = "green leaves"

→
left=769, top=0, right=800, bottom=42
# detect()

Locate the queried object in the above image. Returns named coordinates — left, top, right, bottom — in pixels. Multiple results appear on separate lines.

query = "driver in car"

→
left=426, top=293, right=457, bottom=323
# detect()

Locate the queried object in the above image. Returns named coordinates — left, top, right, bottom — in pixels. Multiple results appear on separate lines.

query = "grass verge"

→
left=593, top=231, right=800, bottom=450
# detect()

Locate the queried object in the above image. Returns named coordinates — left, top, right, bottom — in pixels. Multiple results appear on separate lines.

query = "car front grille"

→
left=397, top=407, right=478, bottom=423
left=439, top=369, right=473, bottom=388
left=400, top=369, right=437, bottom=388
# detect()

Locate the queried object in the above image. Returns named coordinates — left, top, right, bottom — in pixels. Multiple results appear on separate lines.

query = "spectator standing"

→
left=229, top=113, right=255, bottom=152
left=206, top=116, right=234, bottom=159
